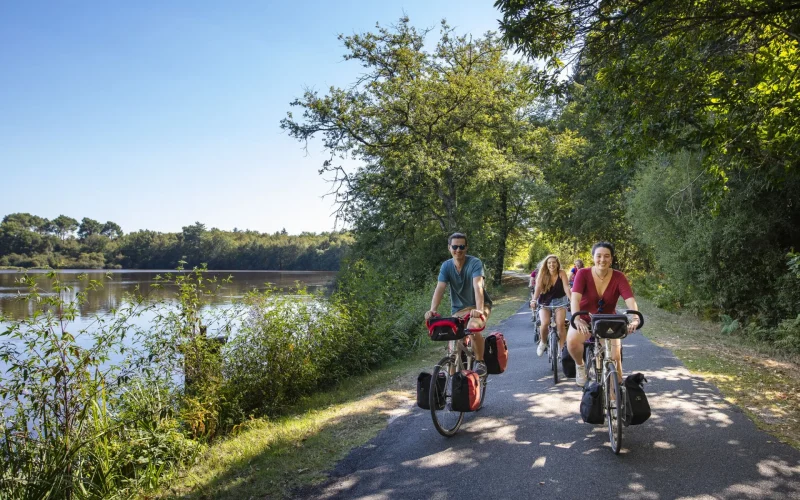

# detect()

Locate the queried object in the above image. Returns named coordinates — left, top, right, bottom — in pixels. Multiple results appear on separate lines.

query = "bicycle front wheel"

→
left=585, top=344, right=598, bottom=383
left=605, top=370, right=623, bottom=454
left=550, top=327, right=559, bottom=384
left=430, top=356, right=464, bottom=437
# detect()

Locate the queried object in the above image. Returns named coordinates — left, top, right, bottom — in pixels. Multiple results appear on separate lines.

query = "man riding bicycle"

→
left=425, top=232, right=493, bottom=376
left=567, top=242, right=640, bottom=386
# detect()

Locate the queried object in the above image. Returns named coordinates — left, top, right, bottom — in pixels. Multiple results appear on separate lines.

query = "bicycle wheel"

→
left=584, top=344, right=598, bottom=383
left=605, top=368, right=623, bottom=454
left=430, top=356, right=464, bottom=436
left=550, top=326, right=559, bottom=384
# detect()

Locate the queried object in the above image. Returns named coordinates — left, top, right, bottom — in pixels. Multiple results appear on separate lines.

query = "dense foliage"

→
left=496, top=0, right=800, bottom=345
left=0, top=214, right=351, bottom=271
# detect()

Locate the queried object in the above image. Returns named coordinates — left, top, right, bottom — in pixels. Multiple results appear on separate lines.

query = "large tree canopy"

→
left=496, top=0, right=800, bottom=323
left=282, top=18, right=562, bottom=284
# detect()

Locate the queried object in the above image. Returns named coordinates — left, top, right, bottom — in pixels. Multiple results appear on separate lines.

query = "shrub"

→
left=222, top=289, right=347, bottom=416
left=774, top=315, right=800, bottom=353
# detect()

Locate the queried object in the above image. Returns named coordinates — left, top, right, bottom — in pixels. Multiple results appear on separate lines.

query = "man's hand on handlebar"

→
left=424, top=310, right=439, bottom=321
left=468, top=309, right=485, bottom=319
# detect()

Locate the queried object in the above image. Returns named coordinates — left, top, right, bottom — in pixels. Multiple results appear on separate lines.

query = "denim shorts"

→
left=539, top=296, right=569, bottom=310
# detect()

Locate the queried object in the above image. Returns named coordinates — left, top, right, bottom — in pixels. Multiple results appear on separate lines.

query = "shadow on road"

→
left=300, top=306, right=800, bottom=499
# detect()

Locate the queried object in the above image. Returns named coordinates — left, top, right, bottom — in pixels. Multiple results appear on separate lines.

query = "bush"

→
left=223, top=288, right=354, bottom=416
left=774, top=315, right=800, bottom=353
left=628, top=150, right=800, bottom=325
left=221, top=259, right=432, bottom=418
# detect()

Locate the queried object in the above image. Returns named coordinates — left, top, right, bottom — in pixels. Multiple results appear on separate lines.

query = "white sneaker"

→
left=537, top=341, right=547, bottom=357
left=576, top=364, right=588, bottom=386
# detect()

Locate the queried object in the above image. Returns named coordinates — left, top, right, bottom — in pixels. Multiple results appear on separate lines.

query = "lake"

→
left=0, top=269, right=337, bottom=320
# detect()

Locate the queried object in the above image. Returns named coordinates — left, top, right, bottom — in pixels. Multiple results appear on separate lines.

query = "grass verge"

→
left=156, top=276, right=530, bottom=499
left=640, top=297, right=800, bottom=449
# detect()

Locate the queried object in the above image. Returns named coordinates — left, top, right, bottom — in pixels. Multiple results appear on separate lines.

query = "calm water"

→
left=0, top=269, right=336, bottom=320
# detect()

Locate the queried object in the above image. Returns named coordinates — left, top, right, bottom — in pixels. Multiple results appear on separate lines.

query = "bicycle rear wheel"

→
left=550, top=327, right=559, bottom=384
left=430, top=357, right=464, bottom=436
left=605, top=369, right=623, bottom=454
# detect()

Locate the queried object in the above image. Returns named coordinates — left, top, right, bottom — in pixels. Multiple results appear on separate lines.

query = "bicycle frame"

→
left=446, top=334, right=475, bottom=372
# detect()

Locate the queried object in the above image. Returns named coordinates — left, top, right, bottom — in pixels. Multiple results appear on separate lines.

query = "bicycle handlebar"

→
left=569, top=309, right=645, bottom=330
left=427, top=312, right=486, bottom=322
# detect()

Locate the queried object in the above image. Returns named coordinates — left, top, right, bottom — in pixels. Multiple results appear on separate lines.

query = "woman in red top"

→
left=567, top=242, right=640, bottom=386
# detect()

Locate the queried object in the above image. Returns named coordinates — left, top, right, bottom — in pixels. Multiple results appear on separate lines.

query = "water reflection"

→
left=0, top=269, right=336, bottom=320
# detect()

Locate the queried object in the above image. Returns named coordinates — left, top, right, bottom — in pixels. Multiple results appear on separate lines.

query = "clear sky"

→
left=0, top=1, right=503, bottom=235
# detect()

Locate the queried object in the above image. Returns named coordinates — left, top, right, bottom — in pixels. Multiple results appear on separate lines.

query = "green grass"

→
left=156, top=277, right=530, bottom=499
left=640, top=297, right=800, bottom=450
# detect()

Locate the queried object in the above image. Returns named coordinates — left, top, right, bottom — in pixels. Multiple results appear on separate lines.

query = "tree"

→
left=100, top=221, right=123, bottom=240
left=282, top=18, right=548, bottom=283
left=2, top=213, right=50, bottom=235
left=497, top=0, right=800, bottom=322
left=78, top=217, right=103, bottom=240
left=50, top=215, right=79, bottom=241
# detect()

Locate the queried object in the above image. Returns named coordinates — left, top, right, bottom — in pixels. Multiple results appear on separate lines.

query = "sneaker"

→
left=575, top=364, right=588, bottom=386
left=473, top=361, right=488, bottom=377
left=537, top=341, right=547, bottom=357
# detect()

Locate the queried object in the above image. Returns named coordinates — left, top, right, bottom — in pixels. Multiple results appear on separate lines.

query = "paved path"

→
left=301, top=304, right=800, bottom=499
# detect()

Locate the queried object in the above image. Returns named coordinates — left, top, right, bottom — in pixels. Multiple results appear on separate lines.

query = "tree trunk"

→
left=493, top=188, right=509, bottom=286
left=442, top=166, right=459, bottom=231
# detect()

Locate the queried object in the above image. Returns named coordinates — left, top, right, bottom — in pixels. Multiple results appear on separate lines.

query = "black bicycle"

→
left=542, top=306, right=569, bottom=384
left=571, top=310, right=644, bottom=454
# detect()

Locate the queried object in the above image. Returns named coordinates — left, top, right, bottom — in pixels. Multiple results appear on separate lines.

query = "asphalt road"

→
left=300, top=304, right=800, bottom=499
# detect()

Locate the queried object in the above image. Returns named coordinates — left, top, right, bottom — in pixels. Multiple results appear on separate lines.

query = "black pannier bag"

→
left=426, top=316, right=466, bottom=341
left=416, top=372, right=445, bottom=410
left=561, top=344, right=576, bottom=378
left=580, top=382, right=605, bottom=424
left=590, top=314, right=629, bottom=339
left=624, top=373, right=651, bottom=425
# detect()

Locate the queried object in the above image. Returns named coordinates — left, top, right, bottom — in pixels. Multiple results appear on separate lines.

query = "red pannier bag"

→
left=484, top=332, right=508, bottom=374
left=451, top=370, right=481, bottom=412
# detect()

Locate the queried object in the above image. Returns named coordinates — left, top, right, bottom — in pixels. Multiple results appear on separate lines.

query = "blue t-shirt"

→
left=438, top=255, right=490, bottom=314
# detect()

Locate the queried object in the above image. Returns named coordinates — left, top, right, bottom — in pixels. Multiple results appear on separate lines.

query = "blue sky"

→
left=0, top=1, right=503, bottom=235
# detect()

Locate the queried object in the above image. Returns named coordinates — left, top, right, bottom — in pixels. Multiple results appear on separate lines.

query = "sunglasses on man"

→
left=450, top=244, right=466, bottom=250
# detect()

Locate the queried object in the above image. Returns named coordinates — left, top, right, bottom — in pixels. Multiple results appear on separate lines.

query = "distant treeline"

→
left=0, top=213, right=352, bottom=270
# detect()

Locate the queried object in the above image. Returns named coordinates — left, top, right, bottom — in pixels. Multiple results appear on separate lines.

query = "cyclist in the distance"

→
left=529, top=266, right=538, bottom=300
left=568, top=259, right=584, bottom=289
left=567, top=242, right=640, bottom=386
left=425, top=232, right=492, bottom=376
